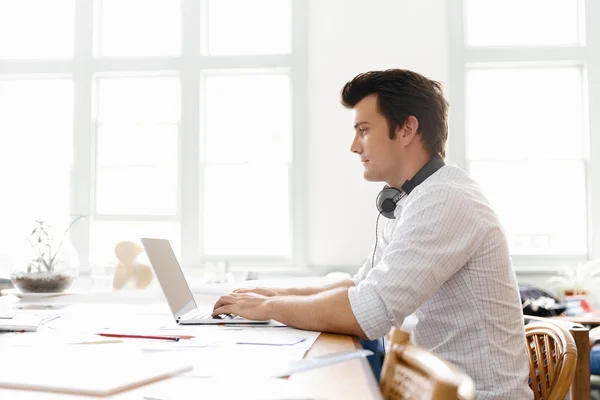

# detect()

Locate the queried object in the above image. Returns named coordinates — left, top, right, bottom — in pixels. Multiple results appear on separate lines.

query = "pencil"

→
left=97, top=333, right=180, bottom=342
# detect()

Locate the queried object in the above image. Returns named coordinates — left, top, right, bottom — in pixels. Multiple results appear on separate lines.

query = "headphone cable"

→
left=371, top=210, right=388, bottom=359
left=371, top=211, right=383, bottom=271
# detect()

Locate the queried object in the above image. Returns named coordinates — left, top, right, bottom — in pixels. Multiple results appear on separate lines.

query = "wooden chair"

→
left=526, top=321, right=578, bottom=400
left=526, top=315, right=590, bottom=400
left=379, top=328, right=475, bottom=400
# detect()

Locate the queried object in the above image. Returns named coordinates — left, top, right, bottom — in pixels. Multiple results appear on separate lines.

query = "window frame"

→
left=0, top=0, right=308, bottom=273
left=447, top=0, right=600, bottom=269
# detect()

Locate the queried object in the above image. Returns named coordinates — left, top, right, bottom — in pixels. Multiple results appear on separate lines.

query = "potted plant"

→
left=545, top=260, right=600, bottom=312
left=10, top=215, right=85, bottom=293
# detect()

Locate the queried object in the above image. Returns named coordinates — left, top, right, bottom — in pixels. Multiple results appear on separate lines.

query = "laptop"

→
left=141, top=238, right=270, bottom=325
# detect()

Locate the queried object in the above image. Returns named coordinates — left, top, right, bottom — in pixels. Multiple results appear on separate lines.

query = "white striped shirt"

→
left=348, top=165, right=532, bottom=400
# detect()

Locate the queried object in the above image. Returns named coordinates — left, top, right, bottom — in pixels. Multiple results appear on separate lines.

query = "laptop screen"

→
left=141, top=238, right=197, bottom=318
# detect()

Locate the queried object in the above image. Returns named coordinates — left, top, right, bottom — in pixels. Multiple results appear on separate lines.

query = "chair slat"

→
left=525, top=322, right=577, bottom=400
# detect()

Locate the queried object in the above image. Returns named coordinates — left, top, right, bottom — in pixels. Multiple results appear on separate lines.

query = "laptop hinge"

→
left=175, top=300, right=197, bottom=320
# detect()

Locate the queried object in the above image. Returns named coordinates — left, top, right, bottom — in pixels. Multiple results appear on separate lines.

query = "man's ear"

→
left=402, top=116, right=419, bottom=138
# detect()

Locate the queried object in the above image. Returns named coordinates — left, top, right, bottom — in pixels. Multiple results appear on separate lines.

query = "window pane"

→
left=466, top=0, right=581, bottom=46
left=0, top=79, right=73, bottom=222
left=466, top=67, right=584, bottom=160
left=90, top=221, right=180, bottom=266
left=96, top=167, right=177, bottom=215
left=97, top=0, right=181, bottom=57
left=0, top=0, right=74, bottom=59
left=97, top=124, right=178, bottom=167
left=204, top=73, right=291, bottom=163
left=203, top=164, right=290, bottom=256
left=97, top=77, right=180, bottom=123
left=470, top=160, right=587, bottom=255
left=206, top=0, right=291, bottom=55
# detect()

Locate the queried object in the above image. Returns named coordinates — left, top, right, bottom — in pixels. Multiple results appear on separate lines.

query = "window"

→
left=0, top=0, right=306, bottom=273
left=449, top=0, right=600, bottom=263
left=0, top=78, right=73, bottom=221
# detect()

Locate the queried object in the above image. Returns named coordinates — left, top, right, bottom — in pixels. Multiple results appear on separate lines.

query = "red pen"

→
left=97, top=333, right=180, bottom=342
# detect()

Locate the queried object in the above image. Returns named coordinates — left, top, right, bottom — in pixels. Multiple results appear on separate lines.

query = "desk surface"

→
left=551, top=312, right=600, bottom=326
left=0, top=294, right=382, bottom=400
left=292, top=333, right=382, bottom=400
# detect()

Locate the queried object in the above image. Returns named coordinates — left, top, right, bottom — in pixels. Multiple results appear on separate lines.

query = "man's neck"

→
left=388, top=152, right=432, bottom=189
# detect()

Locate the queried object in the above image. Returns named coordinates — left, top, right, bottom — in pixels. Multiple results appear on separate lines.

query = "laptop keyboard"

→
left=183, top=309, right=234, bottom=320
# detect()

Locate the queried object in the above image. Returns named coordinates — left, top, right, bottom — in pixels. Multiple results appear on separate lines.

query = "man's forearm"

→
left=282, top=278, right=355, bottom=296
left=265, top=286, right=366, bottom=338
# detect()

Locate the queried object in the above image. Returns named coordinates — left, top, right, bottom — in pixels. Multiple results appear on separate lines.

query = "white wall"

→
left=306, top=0, right=449, bottom=268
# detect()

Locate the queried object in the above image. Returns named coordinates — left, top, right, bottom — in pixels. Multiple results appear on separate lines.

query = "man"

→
left=213, top=69, right=532, bottom=399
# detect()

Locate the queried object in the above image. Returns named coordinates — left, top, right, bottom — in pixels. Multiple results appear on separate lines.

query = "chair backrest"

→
left=525, top=321, right=577, bottom=400
left=380, top=328, right=475, bottom=400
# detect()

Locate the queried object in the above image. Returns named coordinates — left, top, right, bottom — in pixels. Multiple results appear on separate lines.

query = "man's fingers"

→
left=211, top=305, right=233, bottom=317
left=213, top=294, right=236, bottom=311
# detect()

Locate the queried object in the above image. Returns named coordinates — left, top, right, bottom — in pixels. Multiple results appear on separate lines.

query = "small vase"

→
left=10, top=237, right=79, bottom=293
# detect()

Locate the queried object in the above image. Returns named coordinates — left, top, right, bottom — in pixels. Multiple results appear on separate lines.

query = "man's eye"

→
left=359, top=128, right=367, bottom=135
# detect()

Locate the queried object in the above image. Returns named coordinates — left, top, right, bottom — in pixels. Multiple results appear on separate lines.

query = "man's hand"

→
left=212, top=292, right=272, bottom=321
left=232, top=287, right=284, bottom=297
left=212, top=287, right=366, bottom=338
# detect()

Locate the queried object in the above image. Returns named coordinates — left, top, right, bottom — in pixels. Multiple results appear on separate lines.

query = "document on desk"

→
left=178, top=346, right=311, bottom=378
left=174, top=347, right=372, bottom=379
left=142, top=377, right=313, bottom=400
left=0, top=331, right=124, bottom=346
left=154, top=326, right=320, bottom=348
left=0, top=346, right=192, bottom=396
left=0, top=314, right=57, bottom=332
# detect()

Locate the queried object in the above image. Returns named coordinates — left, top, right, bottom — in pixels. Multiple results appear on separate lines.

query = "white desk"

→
left=0, top=290, right=381, bottom=400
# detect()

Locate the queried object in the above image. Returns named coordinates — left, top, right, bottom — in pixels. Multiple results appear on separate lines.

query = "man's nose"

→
left=350, top=136, right=362, bottom=154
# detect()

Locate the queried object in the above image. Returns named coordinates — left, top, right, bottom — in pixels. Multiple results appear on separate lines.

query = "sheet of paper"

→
left=283, top=349, right=373, bottom=376
left=235, top=334, right=305, bottom=346
left=45, top=312, right=173, bottom=332
left=155, top=325, right=320, bottom=348
left=0, top=331, right=125, bottom=346
left=0, top=346, right=192, bottom=396
left=0, top=314, right=57, bottom=332
left=141, top=376, right=315, bottom=400
left=177, top=346, right=310, bottom=378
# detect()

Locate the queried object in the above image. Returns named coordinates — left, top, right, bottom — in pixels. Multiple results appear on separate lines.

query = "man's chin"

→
left=362, top=171, right=382, bottom=182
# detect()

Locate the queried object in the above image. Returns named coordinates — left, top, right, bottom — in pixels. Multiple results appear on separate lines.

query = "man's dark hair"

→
left=341, top=69, right=448, bottom=157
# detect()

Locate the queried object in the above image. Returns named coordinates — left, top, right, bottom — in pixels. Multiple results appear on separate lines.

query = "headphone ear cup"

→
left=376, top=186, right=401, bottom=219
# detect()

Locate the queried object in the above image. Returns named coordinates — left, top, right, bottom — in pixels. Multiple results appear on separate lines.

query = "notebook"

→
left=0, top=346, right=192, bottom=396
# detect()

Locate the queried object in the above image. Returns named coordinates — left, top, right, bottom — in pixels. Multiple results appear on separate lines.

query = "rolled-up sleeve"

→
left=348, top=184, right=485, bottom=340
left=348, top=281, right=391, bottom=339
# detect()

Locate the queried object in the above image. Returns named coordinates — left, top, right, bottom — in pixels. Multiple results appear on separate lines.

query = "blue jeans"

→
left=592, top=345, right=600, bottom=375
left=360, top=338, right=385, bottom=382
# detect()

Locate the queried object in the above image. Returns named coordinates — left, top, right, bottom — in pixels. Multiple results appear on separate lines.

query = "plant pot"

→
left=9, top=234, right=80, bottom=294
left=564, top=289, right=589, bottom=297
left=10, top=271, right=75, bottom=293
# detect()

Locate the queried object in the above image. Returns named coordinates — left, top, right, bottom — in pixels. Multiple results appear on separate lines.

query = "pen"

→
left=97, top=333, right=180, bottom=342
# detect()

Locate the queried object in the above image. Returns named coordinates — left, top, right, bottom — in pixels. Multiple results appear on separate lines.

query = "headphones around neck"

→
left=375, top=155, right=445, bottom=219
